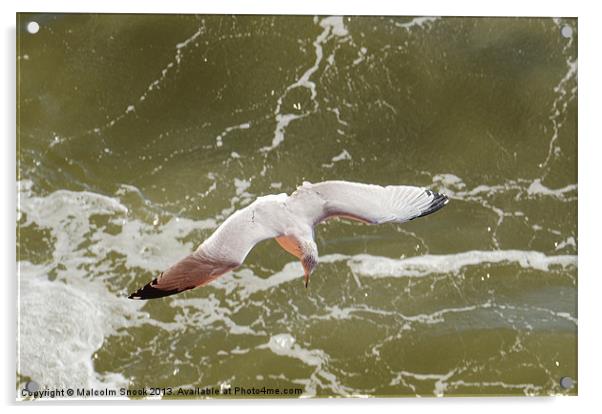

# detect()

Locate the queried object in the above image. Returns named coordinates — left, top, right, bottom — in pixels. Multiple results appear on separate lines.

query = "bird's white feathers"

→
left=130, top=180, right=448, bottom=299
left=289, top=181, right=446, bottom=225
left=198, top=194, right=287, bottom=265
left=199, top=181, right=446, bottom=266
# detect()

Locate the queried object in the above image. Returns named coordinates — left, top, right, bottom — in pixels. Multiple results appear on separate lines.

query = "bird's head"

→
left=301, top=240, right=318, bottom=288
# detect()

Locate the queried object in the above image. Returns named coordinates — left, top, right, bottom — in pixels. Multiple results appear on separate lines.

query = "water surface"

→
left=17, top=14, right=577, bottom=398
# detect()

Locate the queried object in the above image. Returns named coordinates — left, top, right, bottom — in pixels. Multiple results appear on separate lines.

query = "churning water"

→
left=17, top=14, right=577, bottom=398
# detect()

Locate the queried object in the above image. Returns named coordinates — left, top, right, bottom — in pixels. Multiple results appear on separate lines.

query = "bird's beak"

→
left=304, top=272, right=309, bottom=288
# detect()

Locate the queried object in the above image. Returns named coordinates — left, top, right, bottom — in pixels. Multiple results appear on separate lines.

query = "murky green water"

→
left=17, top=14, right=577, bottom=398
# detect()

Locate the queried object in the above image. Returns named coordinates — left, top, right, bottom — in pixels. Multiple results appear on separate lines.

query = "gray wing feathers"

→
left=129, top=181, right=448, bottom=300
left=197, top=203, right=280, bottom=264
left=295, top=181, right=448, bottom=225
left=129, top=203, right=280, bottom=300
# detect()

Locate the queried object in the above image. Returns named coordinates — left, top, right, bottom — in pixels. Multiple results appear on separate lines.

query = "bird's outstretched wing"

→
left=129, top=202, right=280, bottom=300
left=128, top=253, right=239, bottom=300
left=289, top=180, right=448, bottom=225
left=128, top=182, right=448, bottom=299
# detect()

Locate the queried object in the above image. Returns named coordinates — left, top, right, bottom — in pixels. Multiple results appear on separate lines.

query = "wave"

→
left=17, top=181, right=577, bottom=397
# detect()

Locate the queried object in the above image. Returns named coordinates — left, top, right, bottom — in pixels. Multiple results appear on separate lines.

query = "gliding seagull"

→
left=129, top=181, right=448, bottom=300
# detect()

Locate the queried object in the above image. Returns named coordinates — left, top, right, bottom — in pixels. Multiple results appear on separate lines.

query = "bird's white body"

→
left=129, top=181, right=448, bottom=299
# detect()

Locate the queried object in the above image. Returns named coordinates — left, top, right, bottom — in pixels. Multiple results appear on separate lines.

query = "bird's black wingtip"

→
left=127, top=277, right=179, bottom=300
left=416, top=191, right=449, bottom=219
left=127, top=292, right=144, bottom=300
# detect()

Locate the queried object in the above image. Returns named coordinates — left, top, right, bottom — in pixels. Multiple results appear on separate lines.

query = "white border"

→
left=3, top=1, right=600, bottom=413
left=0, top=0, right=585, bottom=16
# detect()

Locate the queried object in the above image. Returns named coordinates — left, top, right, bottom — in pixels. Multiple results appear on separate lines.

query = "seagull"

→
left=129, top=181, right=448, bottom=300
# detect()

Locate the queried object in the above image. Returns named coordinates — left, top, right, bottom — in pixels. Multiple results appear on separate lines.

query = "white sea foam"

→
left=170, top=296, right=259, bottom=336
left=260, top=333, right=324, bottom=366
left=347, top=250, right=575, bottom=278
left=447, top=379, right=542, bottom=396
left=233, top=177, right=251, bottom=196
left=19, top=180, right=216, bottom=272
left=261, top=16, right=349, bottom=153
left=16, top=182, right=216, bottom=396
left=390, top=368, right=458, bottom=397
left=82, top=23, right=205, bottom=137
left=432, top=173, right=466, bottom=193
left=90, top=216, right=215, bottom=272
left=390, top=366, right=545, bottom=396
left=215, top=122, right=251, bottom=148
left=352, top=46, right=368, bottom=66
left=555, top=236, right=576, bottom=251
left=328, top=107, right=349, bottom=127
left=19, top=181, right=128, bottom=259
left=17, top=181, right=576, bottom=397
left=395, top=17, right=440, bottom=30
left=17, top=261, right=141, bottom=397
left=432, top=172, right=577, bottom=202
left=331, top=149, right=352, bottom=162
left=214, top=250, right=575, bottom=299
left=541, top=39, right=577, bottom=173
left=527, top=178, right=577, bottom=199
left=258, top=333, right=354, bottom=397
left=322, top=149, right=352, bottom=168
left=215, top=262, right=304, bottom=299
left=262, top=113, right=306, bottom=153
left=319, top=16, right=349, bottom=38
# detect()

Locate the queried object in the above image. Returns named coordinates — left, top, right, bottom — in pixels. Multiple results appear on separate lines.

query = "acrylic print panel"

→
left=16, top=13, right=577, bottom=399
